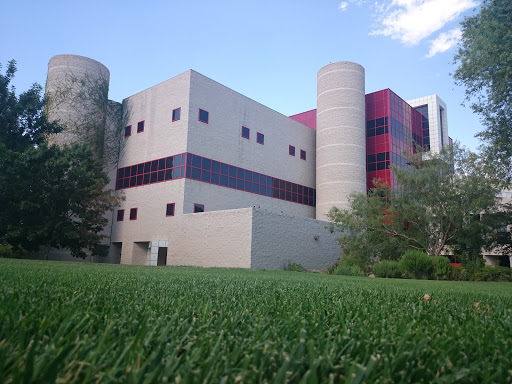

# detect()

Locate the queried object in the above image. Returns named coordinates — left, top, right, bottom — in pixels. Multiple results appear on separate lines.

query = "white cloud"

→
left=425, top=28, right=462, bottom=57
left=338, top=1, right=349, bottom=11
left=370, top=0, right=477, bottom=45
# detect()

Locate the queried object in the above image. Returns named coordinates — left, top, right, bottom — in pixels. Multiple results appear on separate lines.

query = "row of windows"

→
left=115, top=152, right=316, bottom=207
left=117, top=208, right=138, bottom=221
left=391, top=152, right=412, bottom=170
left=124, top=121, right=146, bottom=137
left=289, top=145, right=306, bottom=160
left=415, top=105, right=430, bottom=150
left=123, top=107, right=194, bottom=137
left=366, top=117, right=389, bottom=137
left=241, top=126, right=264, bottom=144
left=390, top=117, right=417, bottom=147
left=117, top=203, right=204, bottom=222
left=367, top=151, right=390, bottom=171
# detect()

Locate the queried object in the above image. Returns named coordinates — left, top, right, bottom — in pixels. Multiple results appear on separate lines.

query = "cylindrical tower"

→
left=45, top=54, right=110, bottom=148
left=316, top=62, right=366, bottom=220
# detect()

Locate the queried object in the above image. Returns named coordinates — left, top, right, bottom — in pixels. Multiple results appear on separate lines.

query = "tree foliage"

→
left=453, top=0, right=512, bottom=181
left=0, top=60, right=119, bottom=258
left=0, top=60, right=61, bottom=150
left=328, top=145, right=510, bottom=264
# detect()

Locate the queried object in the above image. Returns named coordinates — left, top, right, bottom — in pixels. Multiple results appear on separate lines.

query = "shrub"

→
left=473, top=266, right=512, bottom=282
left=463, top=258, right=485, bottom=280
left=432, top=256, right=451, bottom=280
left=283, top=261, right=307, bottom=272
left=373, top=260, right=402, bottom=278
left=332, top=264, right=365, bottom=277
left=399, top=250, right=433, bottom=279
left=450, top=266, right=464, bottom=281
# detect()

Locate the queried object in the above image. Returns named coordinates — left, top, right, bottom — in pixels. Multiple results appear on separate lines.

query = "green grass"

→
left=1, top=259, right=511, bottom=383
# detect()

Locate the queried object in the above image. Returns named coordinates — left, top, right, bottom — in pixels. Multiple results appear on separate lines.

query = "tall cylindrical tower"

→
left=45, top=54, right=110, bottom=147
left=316, top=62, right=366, bottom=220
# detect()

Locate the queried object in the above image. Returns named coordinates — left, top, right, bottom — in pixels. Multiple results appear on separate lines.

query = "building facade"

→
left=45, top=55, right=453, bottom=269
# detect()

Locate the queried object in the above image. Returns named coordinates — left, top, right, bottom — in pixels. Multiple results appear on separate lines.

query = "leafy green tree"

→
left=0, top=60, right=119, bottom=258
left=328, top=145, right=509, bottom=263
left=453, top=0, right=512, bottom=181
left=0, top=60, right=61, bottom=151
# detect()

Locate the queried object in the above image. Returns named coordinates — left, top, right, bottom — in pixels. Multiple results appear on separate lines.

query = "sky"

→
left=0, top=0, right=483, bottom=151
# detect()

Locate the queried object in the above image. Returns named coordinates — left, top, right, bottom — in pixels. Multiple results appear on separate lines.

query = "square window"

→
left=199, top=109, right=209, bottom=124
left=166, top=203, right=175, bottom=217
left=241, top=126, right=250, bottom=139
left=124, top=125, right=131, bottom=137
left=129, top=208, right=137, bottom=220
left=300, top=150, right=306, bottom=160
left=117, top=209, right=124, bottom=221
left=289, top=145, right=295, bottom=156
left=172, top=108, right=181, bottom=122
left=257, top=132, right=264, bottom=145
left=194, top=203, right=204, bottom=213
left=137, top=120, right=144, bottom=133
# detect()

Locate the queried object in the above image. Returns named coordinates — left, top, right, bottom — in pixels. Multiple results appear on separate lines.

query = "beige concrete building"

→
left=47, top=54, right=500, bottom=269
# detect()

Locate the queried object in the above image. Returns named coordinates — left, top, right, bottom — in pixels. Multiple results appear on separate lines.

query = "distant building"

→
left=45, top=55, right=454, bottom=268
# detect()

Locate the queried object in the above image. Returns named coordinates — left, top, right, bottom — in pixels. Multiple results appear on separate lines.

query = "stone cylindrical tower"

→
left=316, top=62, right=366, bottom=220
left=45, top=54, right=110, bottom=148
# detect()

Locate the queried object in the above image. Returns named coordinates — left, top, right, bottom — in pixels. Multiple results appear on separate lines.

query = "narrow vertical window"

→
left=124, top=125, right=132, bottom=137
left=300, top=150, right=306, bottom=160
left=193, top=203, right=204, bottom=213
left=129, top=208, right=138, bottom=220
left=289, top=145, right=295, bottom=156
left=257, top=132, right=264, bottom=145
left=137, top=120, right=144, bottom=133
left=166, top=203, right=175, bottom=216
left=241, top=126, right=250, bottom=139
left=199, top=109, right=209, bottom=124
left=172, top=108, right=181, bottom=122
left=117, top=209, right=124, bottom=221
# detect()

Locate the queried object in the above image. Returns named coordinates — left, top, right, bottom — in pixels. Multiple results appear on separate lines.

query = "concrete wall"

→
left=167, top=208, right=253, bottom=268
left=116, top=207, right=340, bottom=270
left=251, top=209, right=340, bottom=270
left=316, top=62, right=366, bottom=219
left=186, top=71, right=316, bottom=218
left=45, top=54, right=110, bottom=147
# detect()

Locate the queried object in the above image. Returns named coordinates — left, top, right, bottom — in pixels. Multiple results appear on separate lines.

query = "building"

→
left=44, top=55, right=451, bottom=269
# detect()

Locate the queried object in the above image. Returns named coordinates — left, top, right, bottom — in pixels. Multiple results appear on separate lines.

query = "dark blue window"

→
left=199, top=109, right=209, bottom=123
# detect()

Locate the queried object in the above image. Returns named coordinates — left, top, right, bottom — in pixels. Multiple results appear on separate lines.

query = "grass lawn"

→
left=1, top=258, right=511, bottom=383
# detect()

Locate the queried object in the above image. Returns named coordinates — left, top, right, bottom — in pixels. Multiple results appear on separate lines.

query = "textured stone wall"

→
left=45, top=54, right=110, bottom=147
left=316, top=62, right=366, bottom=219
left=251, top=208, right=340, bottom=270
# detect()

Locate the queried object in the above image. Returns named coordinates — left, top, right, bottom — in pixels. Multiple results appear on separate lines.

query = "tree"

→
left=327, top=145, right=510, bottom=266
left=0, top=60, right=62, bottom=150
left=453, top=0, right=512, bottom=181
left=0, top=60, right=119, bottom=258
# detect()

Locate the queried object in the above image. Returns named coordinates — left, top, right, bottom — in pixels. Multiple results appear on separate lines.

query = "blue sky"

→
left=1, top=0, right=482, bottom=150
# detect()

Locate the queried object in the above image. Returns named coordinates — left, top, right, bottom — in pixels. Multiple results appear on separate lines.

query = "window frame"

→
left=124, top=125, right=132, bottom=137
left=129, top=207, right=138, bottom=220
left=166, top=203, right=175, bottom=217
left=289, top=145, right=295, bottom=156
left=117, top=209, right=124, bottom=222
left=172, top=108, right=181, bottom=122
left=137, top=120, right=145, bottom=133
left=256, top=132, right=264, bottom=145
left=300, top=149, right=306, bottom=160
left=241, top=126, right=250, bottom=140
left=193, top=203, right=205, bottom=213
left=198, top=109, right=209, bottom=124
